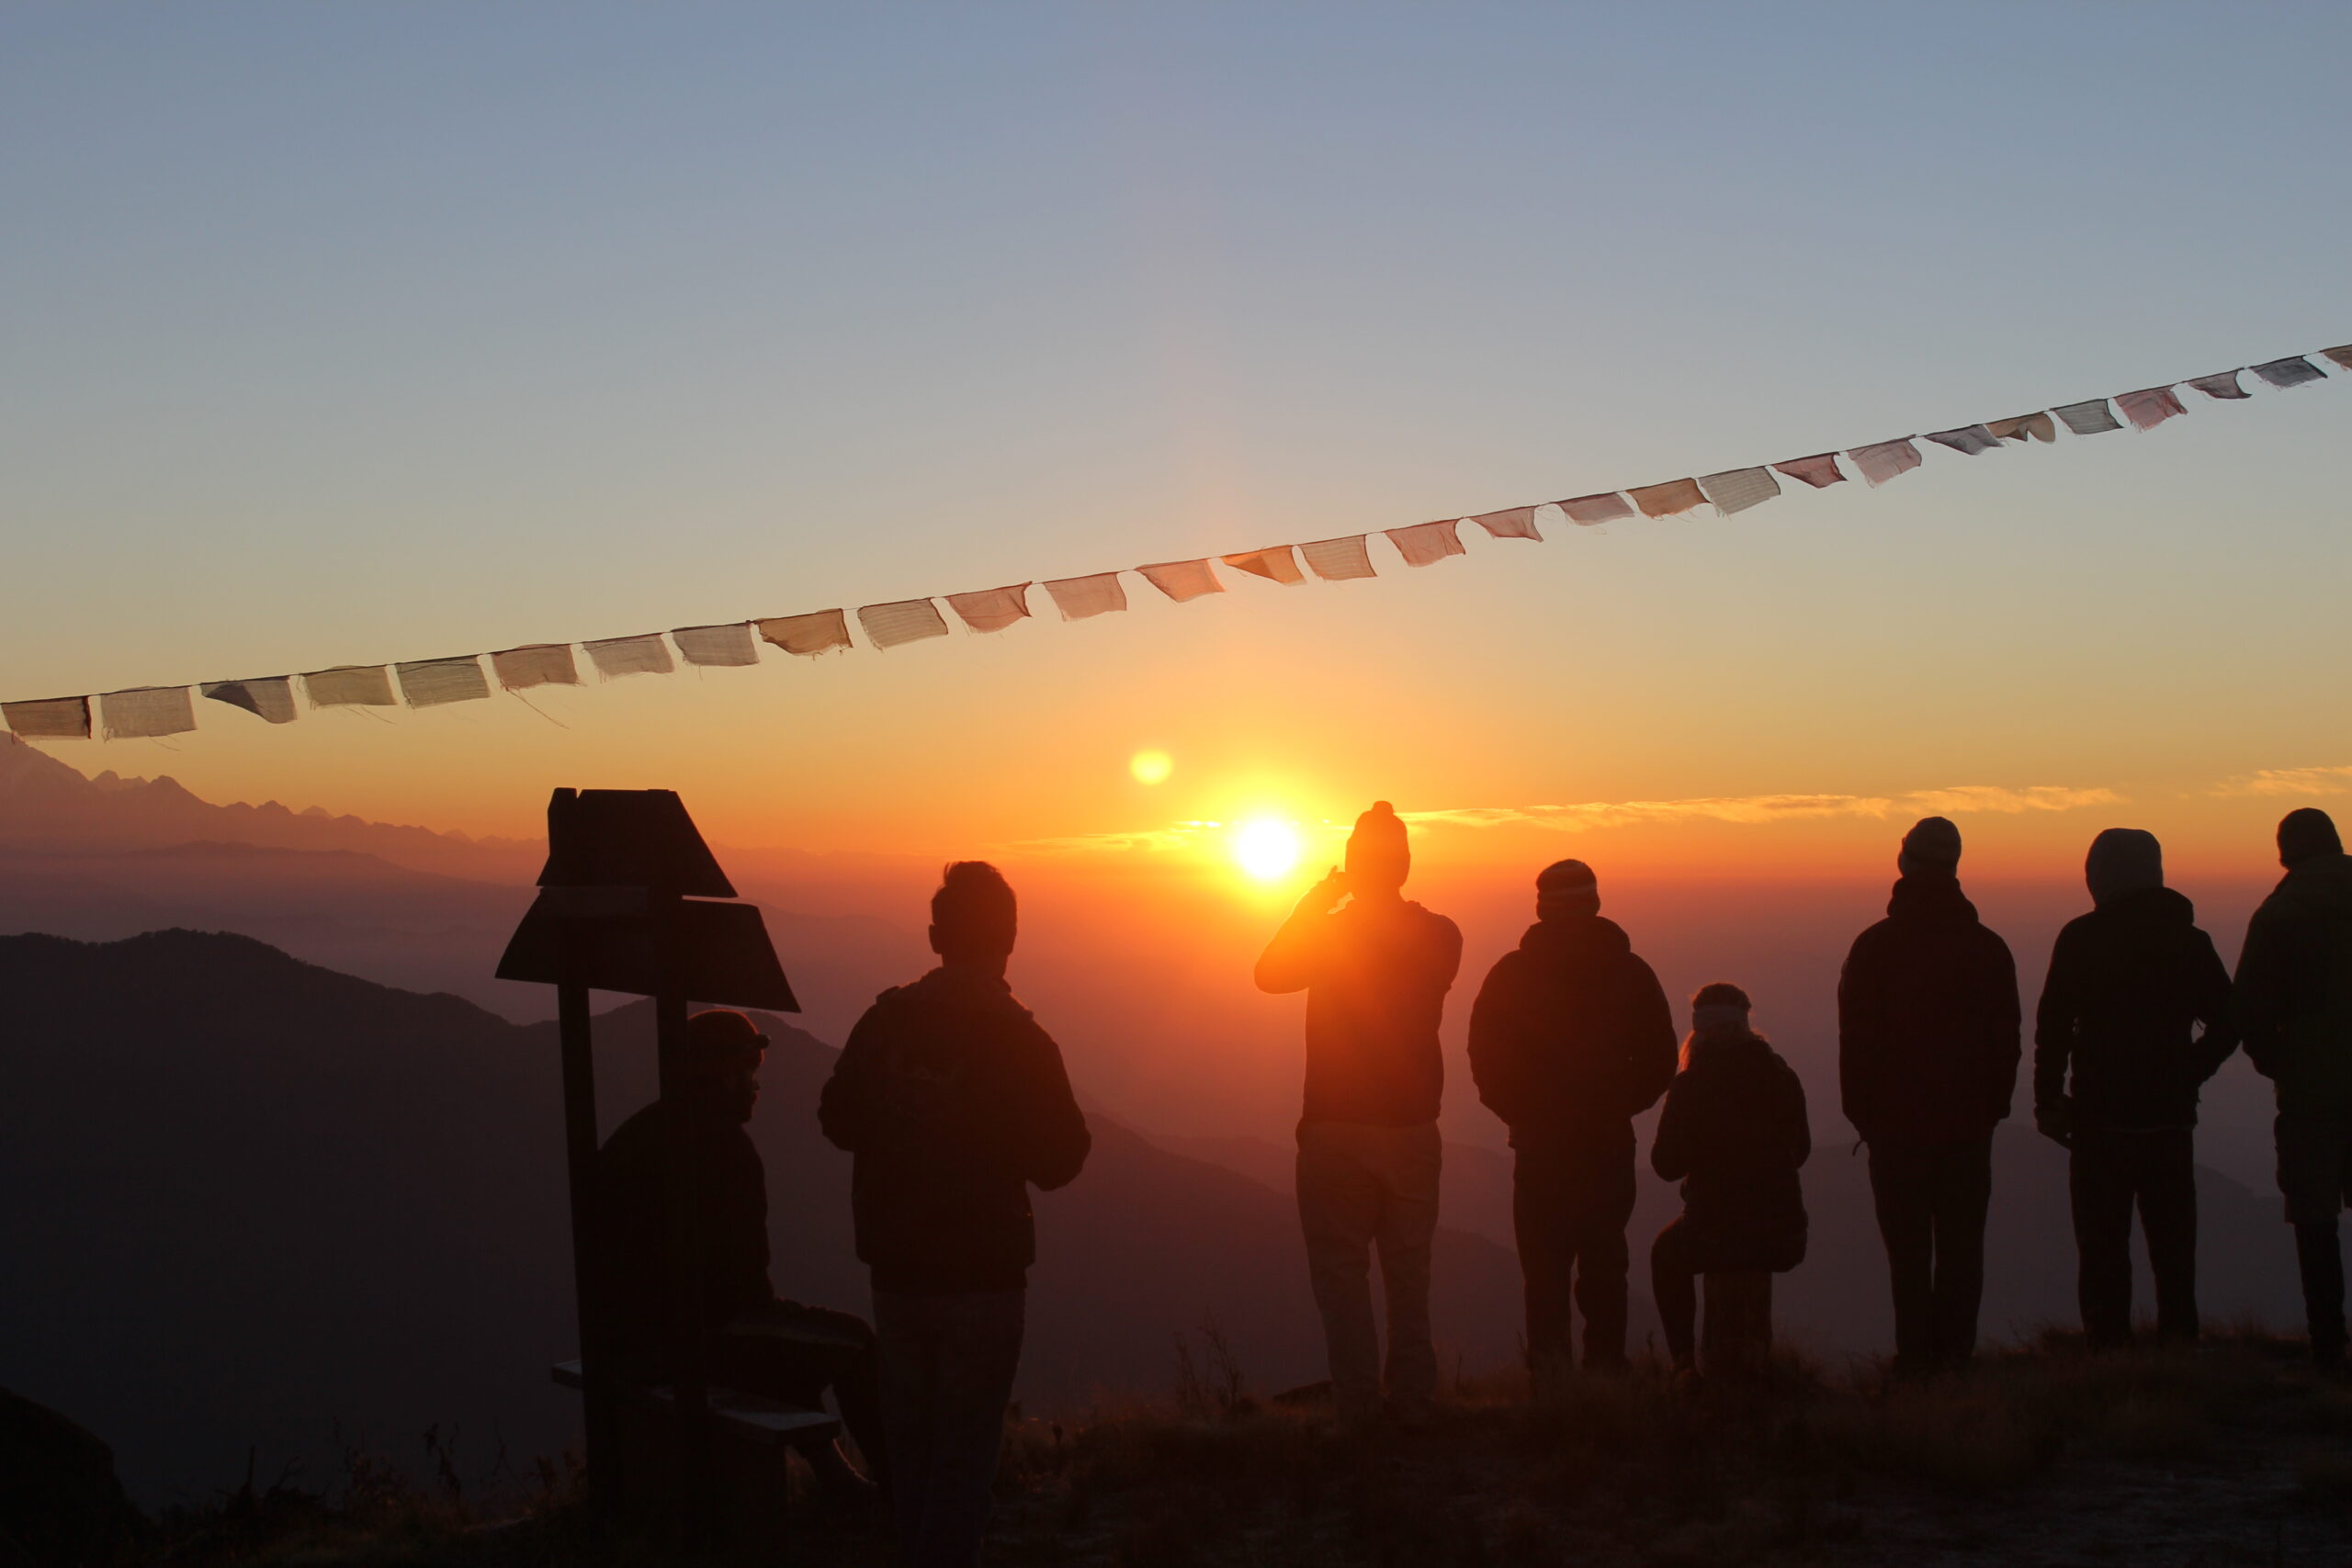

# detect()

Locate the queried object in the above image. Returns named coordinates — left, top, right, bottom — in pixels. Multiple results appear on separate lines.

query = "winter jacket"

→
left=1838, top=874, right=2022, bottom=1146
left=818, top=966, right=1091, bottom=1293
left=1255, top=895, right=1464, bottom=1128
left=2235, top=852, right=2352, bottom=1115
left=1650, top=1033, right=1811, bottom=1272
left=2033, top=886, right=2236, bottom=1132
left=597, top=1090, right=775, bottom=1359
left=1466, top=915, right=1677, bottom=1154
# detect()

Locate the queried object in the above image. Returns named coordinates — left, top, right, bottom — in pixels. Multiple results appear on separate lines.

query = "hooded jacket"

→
left=1255, top=896, right=1464, bottom=1127
left=1466, top=915, right=1677, bottom=1153
left=1838, top=874, right=2022, bottom=1145
left=597, top=1089, right=776, bottom=1361
left=2235, top=852, right=2352, bottom=1113
left=2033, top=886, right=2235, bottom=1131
left=1650, top=1032, right=1810, bottom=1271
left=818, top=967, right=1091, bottom=1293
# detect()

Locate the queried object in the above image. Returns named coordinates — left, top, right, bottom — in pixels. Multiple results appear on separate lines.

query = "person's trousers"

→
left=1648, top=1216, right=1703, bottom=1368
left=1867, top=1136, right=1993, bottom=1370
left=1510, top=1141, right=1635, bottom=1369
left=2069, top=1127, right=2198, bottom=1348
left=1295, top=1120, right=1442, bottom=1419
left=2277, top=1110, right=2352, bottom=1360
left=872, top=1289, right=1024, bottom=1568
left=709, top=1301, right=889, bottom=1489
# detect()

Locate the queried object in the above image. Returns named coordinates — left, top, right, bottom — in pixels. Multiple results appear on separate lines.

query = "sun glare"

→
left=1233, top=818, right=1303, bottom=882
left=1130, top=749, right=1173, bottom=785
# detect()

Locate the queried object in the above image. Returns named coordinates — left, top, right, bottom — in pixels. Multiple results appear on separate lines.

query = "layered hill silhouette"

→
left=0, top=929, right=1525, bottom=1503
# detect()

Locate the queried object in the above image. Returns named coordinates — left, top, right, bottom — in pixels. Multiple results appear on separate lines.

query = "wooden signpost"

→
left=496, top=788, right=797, bottom=1539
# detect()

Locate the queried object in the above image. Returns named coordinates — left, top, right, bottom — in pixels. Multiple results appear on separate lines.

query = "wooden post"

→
left=556, top=972, right=620, bottom=1515
left=652, top=892, right=717, bottom=1548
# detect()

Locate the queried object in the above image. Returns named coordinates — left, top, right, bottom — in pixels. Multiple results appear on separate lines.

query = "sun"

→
left=1232, top=818, right=1303, bottom=882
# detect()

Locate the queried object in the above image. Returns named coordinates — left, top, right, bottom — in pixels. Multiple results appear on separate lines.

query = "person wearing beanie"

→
left=2235, top=808, right=2352, bottom=1366
left=1467, top=858, right=1676, bottom=1378
left=1648, top=986, right=1812, bottom=1375
left=1838, top=817, right=2021, bottom=1374
left=2034, top=829, right=2235, bottom=1349
left=1255, top=802, right=1464, bottom=1423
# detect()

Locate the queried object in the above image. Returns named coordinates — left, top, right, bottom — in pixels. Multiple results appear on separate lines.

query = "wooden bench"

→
left=1700, top=1271, right=1773, bottom=1378
left=549, top=1361, right=840, bottom=1448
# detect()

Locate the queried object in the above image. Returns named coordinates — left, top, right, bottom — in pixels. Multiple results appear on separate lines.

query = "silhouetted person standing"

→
left=1468, top=859, right=1675, bottom=1377
left=819, top=862, right=1089, bottom=1568
left=2234, top=808, right=2352, bottom=1368
left=1256, top=802, right=1464, bottom=1423
left=598, top=1009, right=888, bottom=1501
left=1839, top=817, right=2020, bottom=1373
left=1649, top=984, right=1810, bottom=1375
left=2034, top=829, right=2235, bottom=1349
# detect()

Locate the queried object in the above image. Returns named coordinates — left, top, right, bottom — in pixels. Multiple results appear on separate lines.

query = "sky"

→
left=5, top=2, right=2352, bottom=886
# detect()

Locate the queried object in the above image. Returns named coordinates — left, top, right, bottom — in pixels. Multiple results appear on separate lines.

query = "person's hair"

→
left=1680, top=981, right=1761, bottom=1069
left=932, top=860, right=1017, bottom=947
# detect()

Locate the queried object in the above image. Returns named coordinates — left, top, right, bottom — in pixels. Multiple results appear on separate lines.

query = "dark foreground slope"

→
left=0, top=931, right=1523, bottom=1502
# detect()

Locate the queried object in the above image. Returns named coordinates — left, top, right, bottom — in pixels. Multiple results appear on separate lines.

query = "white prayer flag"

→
left=203, top=677, right=299, bottom=724
left=1846, top=438, right=1923, bottom=487
left=946, top=583, right=1033, bottom=634
left=857, top=599, right=951, bottom=648
left=1557, top=492, right=1634, bottom=525
left=303, top=666, right=397, bottom=707
left=1385, top=520, right=1465, bottom=567
left=2322, top=345, right=2352, bottom=372
left=1221, top=547, right=1306, bottom=585
left=1137, top=559, right=1226, bottom=602
left=5, top=695, right=91, bottom=739
left=1924, top=425, right=2003, bottom=456
left=2114, top=386, right=2187, bottom=433
left=1042, top=574, right=1129, bottom=619
left=583, top=635, right=676, bottom=679
left=1628, top=478, right=1706, bottom=518
left=1985, top=412, right=2058, bottom=444
left=2053, top=400, right=2122, bottom=435
left=2186, top=371, right=2249, bottom=400
left=672, top=623, right=762, bottom=667
left=2254, top=356, right=2325, bottom=389
left=1300, top=536, right=1376, bottom=581
left=100, top=685, right=197, bottom=739
left=1468, top=506, right=1542, bottom=541
left=397, top=657, right=492, bottom=707
left=492, top=644, right=581, bottom=690
left=1771, top=454, right=1847, bottom=488
left=1697, top=467, right=1781, bottom=515
left=756, top=610, right=853, bottom=657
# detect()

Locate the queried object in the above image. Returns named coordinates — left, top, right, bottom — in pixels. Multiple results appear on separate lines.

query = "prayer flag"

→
left=2115, top=385, right=2187, bottom=433
left=1557, top=492, right=1634, bottom=525
left=203, top=677, right=298, bottom=724
left=396, top=657, right=492, bottom=707
left=1924, top=425, right=2003, bottom=456
left=672, top=623, right=762, bottom=667
left=5, top=695, right=91, bottom=739
left=1300, top=536, right=1377, bottom=581
left=1221, top=547, right=1305, bottom=585
left=2053, top=400, right=2122, bottom=435
left=1846, top=438, right=1923, bottom=487
left=1771, top=454, right=1847, bottom=488
left=1137, top=559, right=1225, bottom=602
left=1986, top=412, right=2057, bottom=444
left=1385, top=519, right=1465, bottom=567
left=1697, top=467, right=1781, bottom=515
left=2321, top=345, right=2352, bottom=372
left=1042, top=573, right=1128, bottom=619
left=583, top=635, right=676, bottom=679
left=856, top=599, right=952, bottom=648
left=755, top=610, right=853, bottom=658
left=303, top=666, right=397, bottom=707
left=2254, top=356, right=2326, bottom=389
left=100, top=685, right=197, bottom=739
left=2187, top=370, right=2249, bottom=400
left=492, top=644, right=580, bottom=689
left=1628, top=478, right=1706, bottom=518
left=1468, top=506, right=1542, bottom=541
left=945, top=583, right=1033, bottom=634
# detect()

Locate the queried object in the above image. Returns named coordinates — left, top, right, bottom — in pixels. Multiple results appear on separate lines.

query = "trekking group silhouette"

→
left=594, top=800, right=2352, bottom=1568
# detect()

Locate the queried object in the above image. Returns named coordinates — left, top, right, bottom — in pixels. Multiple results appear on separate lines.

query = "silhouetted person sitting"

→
left=1649, top=985, right=1810, bottom=1375
left=2034, top=829, right=2235, bottom=1350
left=1468, top=858, right=1675, bottom=1379
left=1255, top=802, right=1463, bottom=1424
left=819, top=862, right=1089, bottom=1568
left=1839, top=817, right=2020, bottom=1374
left=596, top=1008, right=887, bottom=1501
left=2234, top=807, right=2352, bottom=1368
